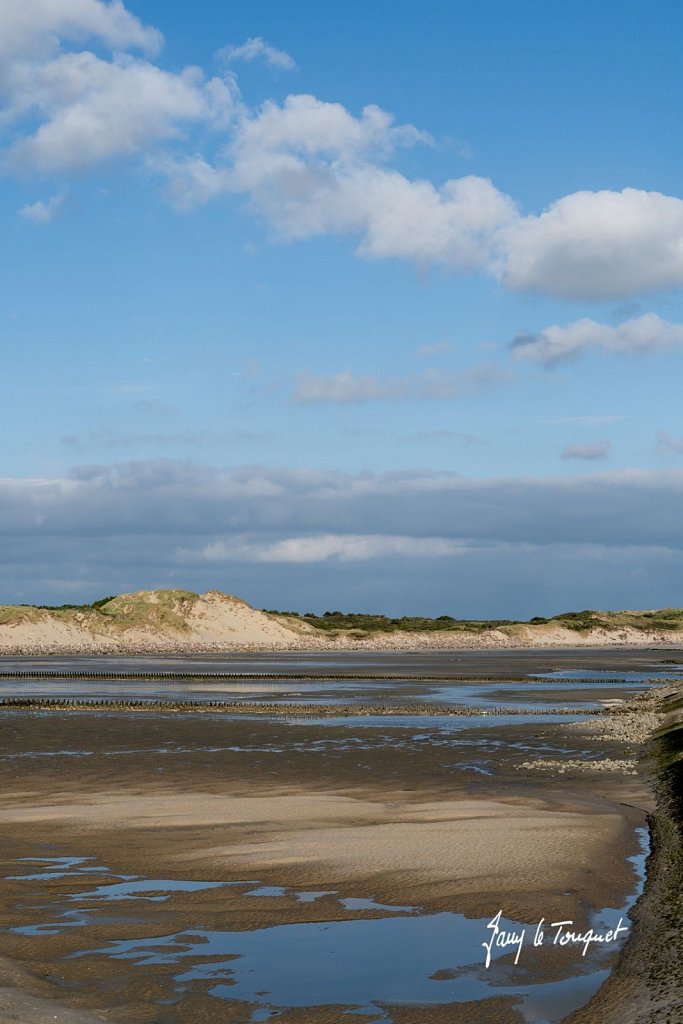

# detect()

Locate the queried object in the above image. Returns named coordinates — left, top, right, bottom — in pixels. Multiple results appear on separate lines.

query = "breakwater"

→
left=0, top=670, right=654, bottom=683
left=0, top=697, right=608, bottom=716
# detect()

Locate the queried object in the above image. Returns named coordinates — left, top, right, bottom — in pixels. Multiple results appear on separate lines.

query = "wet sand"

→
left=0, top=654, right=677, bottom=1023
left=2, top=645, right=682, bottom=675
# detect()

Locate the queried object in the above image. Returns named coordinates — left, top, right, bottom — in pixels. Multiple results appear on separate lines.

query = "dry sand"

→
left=0, top=787, right=639, bottom=915
left=2, top=589, right=683, bottom=653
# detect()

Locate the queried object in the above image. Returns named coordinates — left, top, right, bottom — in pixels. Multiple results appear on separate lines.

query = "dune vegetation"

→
left=267, top=606, right=683, bottom=635
left=0, top=590, right=682, bottom=652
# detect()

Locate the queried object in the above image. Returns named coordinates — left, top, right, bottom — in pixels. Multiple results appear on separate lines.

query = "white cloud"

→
left=0, top=0, right=161, bottom=60
left=502, top=189, right=683, bottom=300
left=232, top=94, right=424, bottom=169
left=5, top=53, right=236, bottom=173
left=193, top=533, right=466, bottom=564
left=19, top=189, right=67, bottom=223
left=511, top=314, right=683, bottom=365
left=161, top=96, right=515, bottom=272
left=292, top=364, right=506, bottom=403
left=4, top=4, right=683, bottom=303
left=156, top=94, right=683, bottom=298
left=218, top=37, right=296, bottom=72
left=152, top=153, right=233, bottom=210
left=356, top=172, right=515, bottom=269
left=561, top=442, right=611, bottom=461
left=236, top=144, right=512, bottom=268
left=0, top=1, right=236, bottom=174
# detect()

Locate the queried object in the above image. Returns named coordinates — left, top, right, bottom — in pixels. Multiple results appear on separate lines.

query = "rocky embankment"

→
left=565, top=688, right=683, bottom=1024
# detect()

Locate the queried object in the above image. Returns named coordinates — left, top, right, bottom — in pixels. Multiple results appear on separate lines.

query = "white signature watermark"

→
left=482, top=909, right=628, bottom=968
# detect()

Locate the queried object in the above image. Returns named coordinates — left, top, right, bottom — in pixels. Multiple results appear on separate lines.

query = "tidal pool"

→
left=82, top=905, right=631, bottom=1023
left=5, top=827, right=649, bottom=1022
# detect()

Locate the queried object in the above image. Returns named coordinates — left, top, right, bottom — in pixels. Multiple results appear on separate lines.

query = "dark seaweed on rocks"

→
left=567, top=692, right=683, bottom=1024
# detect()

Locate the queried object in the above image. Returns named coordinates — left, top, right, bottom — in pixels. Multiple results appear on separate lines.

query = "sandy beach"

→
left=1, top=651, right=678, bottom=1023
left=3, top=590, right=683, bottom=655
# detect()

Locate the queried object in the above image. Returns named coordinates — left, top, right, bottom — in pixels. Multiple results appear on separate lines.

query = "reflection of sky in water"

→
left=1, top=659, right=659, bottom=1019
left=83, top=907, right=627, bottom=1023
left=5, top=829, right=649, bottom=1023
left=0, top=660, right=670, bottom=711
left=66, top=878, right=229, bottom=902
left=277, top=713, right=581, bottom=730
left=0, top=678, right=376, bottom=700
left=535, top=670, right=679, bottom=681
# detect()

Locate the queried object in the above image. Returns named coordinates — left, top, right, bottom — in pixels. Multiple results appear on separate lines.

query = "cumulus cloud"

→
left=561, top=442, right=611, bottom=461
left=0, top=0, right=236, bottom=174
left=218, top=37, right=296, bottom=72
left=158, top=99, right=683, bottom=298
left=292, top=364, right=506, bottom=403
left=152, top=97, right=519, bottom=271
left=0, top=0, right=161, bottom=60
left=511, top=313, right=683, bottom=365
left=502, top=189, right=683, bottom=300
left=6, top=54, right=236, bottom=173
left=5, top=3, right=683, bottom=301
left=159, top=102, right=683, bottom=299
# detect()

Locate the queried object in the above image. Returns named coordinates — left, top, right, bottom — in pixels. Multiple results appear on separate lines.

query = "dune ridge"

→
left=1, top=589, right=683, bottom=653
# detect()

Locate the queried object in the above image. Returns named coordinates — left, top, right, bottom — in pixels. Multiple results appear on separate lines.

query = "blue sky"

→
left=2, top=0, right=683, bottom=614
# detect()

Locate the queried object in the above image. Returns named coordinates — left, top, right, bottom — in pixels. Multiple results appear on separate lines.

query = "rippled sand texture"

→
left=0, top=652, right=678, bottom=1023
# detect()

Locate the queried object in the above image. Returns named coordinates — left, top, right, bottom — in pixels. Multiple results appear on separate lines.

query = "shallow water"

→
left=0, top=661, right=671, bottom=711
left=0, top=653, right=661, bottom=1021
left=79, top=887, right=639, bottom=1023
left=276, top=712, right=582, bottom=729
left=5, top=829, right=649, bottom=1023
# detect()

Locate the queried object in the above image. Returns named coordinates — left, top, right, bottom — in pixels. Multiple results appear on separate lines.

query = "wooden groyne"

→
left=0, top=697, right=608, bottom=716
left=0, top=670, right=653, bottom=684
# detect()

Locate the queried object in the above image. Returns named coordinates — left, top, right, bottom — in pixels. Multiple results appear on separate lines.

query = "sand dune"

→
left=0, top=589, right=311, bottom=653
left=1, top=588, right=682, bottom=653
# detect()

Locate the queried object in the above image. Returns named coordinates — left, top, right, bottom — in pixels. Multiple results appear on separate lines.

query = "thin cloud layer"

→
left=561, top=442, right=611, bottom=461
left=292, top=364, right=506, bottom=403
left=190, top=534, right=466, bottom=564
left=656, top=430, right=683, bottom=456
left=18, top=189, right=67, bottom=223
left=1, top=460, right=683, bottom=610
left=2, top=459, right=683, bottom=547
left=5, top=1, right=683, bottom=300
left=219, top=37, right=296, bottom=72
left=512, top=314, right=683, bottom=365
